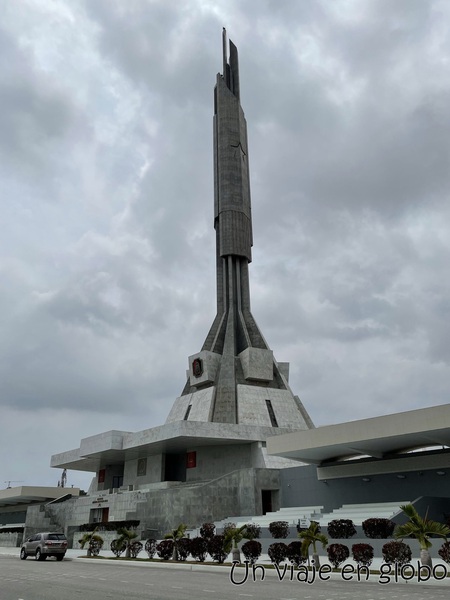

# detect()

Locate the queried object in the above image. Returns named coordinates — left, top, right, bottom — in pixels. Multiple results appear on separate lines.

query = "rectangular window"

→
left=265, top=399, right=278, bottom=427
left=98, top=469, right=106, bottom=483
left=186, top=451, right=197, bottom=468
left=112, top=475, right=123, bottom=488
left=184, top=405, right=192, bottom=420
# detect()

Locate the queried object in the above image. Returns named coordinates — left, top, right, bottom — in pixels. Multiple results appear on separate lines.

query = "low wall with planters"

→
left=0, top=532, right=23, bottom=547
left=216, top=517, right=450, bottom=564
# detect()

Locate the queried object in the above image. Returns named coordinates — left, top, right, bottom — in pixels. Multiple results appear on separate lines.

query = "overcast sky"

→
left=1, top=0, right=450, bottom=491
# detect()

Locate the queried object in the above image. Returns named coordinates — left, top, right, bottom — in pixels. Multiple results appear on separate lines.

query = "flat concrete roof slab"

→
left=51, top=420, right=297, bottom=471
left=267, top=404, right=450, bottom=464
left=0, top=486, right=80, bottom=508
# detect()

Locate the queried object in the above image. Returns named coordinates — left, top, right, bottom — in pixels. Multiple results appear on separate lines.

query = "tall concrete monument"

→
left=49, top=32, right=313, bottom=539
left=167, top=30, right=313, bottom=431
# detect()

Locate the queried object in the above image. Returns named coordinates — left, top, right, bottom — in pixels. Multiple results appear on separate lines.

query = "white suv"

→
left=20, top=532, right=68, bottom=561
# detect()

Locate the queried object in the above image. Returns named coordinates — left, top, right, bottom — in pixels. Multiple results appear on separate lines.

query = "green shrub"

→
left=144, top=538, right=157, bottom=559
left=208, top=535, right=227, bottom=563
left=268, top=542, right=288, bottom=565
left=176, top=538, right=191, bottom=561
left=269, top=521, right=289, bottom=539
left=200, top=522, right=216, bottom=540
left=327, top=520, right=356, bottom=539
left=286, top=541, right=307, bottom=566
left=382, top=541, right=412, bottom=566
left=80, top=520, right=139, bottom=532
left=110, top=539, right=126, bottom=557
left=78, top=531, right=104, bottom=556
left=242, top=540, right=262, bottom=564
left=85, top=539, right=103, bottom=556
left=129, top=541, right=143, bottom=558
left=352, top=543, right=374, bottom=567
left=244, top=523, right=261, bottom=540
left=327, top=543, right=349, bottom=568
left=222, top=522, right=236, bottom=537
left=438, top=541, right=450, bottom=565
left=190, top=537, right=208, bottom=562
left=362, top=518, right=395, bottom=539
left=156, top=539, right=173, bottom=560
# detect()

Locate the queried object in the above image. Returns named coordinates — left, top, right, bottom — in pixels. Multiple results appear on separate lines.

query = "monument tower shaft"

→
left=168, top=31, right=313, bottom=431
left=204, top=30, right=266, bottom=353
left=201, top=30, right=270, bottom=422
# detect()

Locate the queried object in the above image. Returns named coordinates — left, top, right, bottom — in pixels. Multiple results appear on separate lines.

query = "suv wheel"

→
left=35, top=548, right=46, bottom=561
left=56, top=555, right=64, bottom=561
left=20, top=548, right=27, bottom=560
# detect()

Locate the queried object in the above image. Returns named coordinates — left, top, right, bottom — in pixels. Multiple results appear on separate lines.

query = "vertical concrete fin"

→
left=222, top=27, right=227, bottom=79
left=229, top=40, right=240, bottom=100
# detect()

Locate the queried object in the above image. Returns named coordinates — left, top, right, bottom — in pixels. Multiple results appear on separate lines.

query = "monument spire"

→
left=167, top=32, right=313, bottom=431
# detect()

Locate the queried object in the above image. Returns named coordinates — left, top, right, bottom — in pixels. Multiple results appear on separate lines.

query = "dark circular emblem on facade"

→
left=192, top=357, right=203, bottom=378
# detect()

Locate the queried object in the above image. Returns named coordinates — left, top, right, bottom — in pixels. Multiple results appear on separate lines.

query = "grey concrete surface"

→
left=1, top=545, right=449, bottom=587
left=1, top=552, right=450, bottom=600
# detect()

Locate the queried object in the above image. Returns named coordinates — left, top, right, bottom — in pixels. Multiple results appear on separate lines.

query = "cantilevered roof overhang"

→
left=267, top=404, right=450, bottom=465
left=51, top=421, right=295, bottom=472
left=0, top=486, right=80, bottom=509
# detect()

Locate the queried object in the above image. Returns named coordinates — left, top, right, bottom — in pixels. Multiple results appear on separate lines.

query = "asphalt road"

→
left=0, top=555, right=449, bottom=600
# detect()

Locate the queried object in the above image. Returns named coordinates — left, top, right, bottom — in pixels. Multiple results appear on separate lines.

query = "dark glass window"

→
left=265, top=399, right=278, bottom=427
left=47, top=533, right=66, bottom=540
left=112, top=475, right=123, bottom=488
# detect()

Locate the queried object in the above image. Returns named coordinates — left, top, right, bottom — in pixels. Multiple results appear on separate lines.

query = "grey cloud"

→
left=0, top=28, right=80, bottom=177
left=2, top=1, right=450, bottom=487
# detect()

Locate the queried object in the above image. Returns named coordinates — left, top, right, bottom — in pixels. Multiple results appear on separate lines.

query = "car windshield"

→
left=47, top=534, right=66, bottom=540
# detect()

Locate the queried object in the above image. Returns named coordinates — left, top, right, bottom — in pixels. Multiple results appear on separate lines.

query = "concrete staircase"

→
left=212, top=505, right=324, bottom=529
left=317, top=501, right=408, bottom=527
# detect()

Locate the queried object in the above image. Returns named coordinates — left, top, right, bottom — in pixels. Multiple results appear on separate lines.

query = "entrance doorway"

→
left=261, top=490, right=273, bottom=514
left=163, top=453, right=187, bottom=482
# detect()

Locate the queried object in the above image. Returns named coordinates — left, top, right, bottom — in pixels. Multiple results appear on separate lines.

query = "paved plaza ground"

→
left=1, top=545, right=449, bottom=588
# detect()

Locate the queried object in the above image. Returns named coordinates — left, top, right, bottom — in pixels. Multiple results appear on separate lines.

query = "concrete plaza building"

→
left=268, top=404, right=450, bottom=520
left=45, top=31, right=314, bottom=541
left=14, top=33, right=450, bottom=549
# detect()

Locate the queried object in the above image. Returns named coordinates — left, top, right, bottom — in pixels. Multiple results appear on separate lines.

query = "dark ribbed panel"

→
left=211, top=256, right=237, bottom=423
left=219, top=210, right=252, bottom=260
left=229, top=41, right=240, bottom=100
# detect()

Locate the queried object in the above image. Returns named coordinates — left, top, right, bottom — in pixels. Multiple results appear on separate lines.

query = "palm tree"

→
left=116, top=527, right=139, bottom=559
left=298, top=521, right=328, bottom=568
left=224, top=525, right=249, bottom=563
left=395, top=504, right=450, bottom=567
left=164, top=523, right=187, bottom=560
left=78, top=527, right=104, bottom=557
